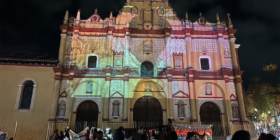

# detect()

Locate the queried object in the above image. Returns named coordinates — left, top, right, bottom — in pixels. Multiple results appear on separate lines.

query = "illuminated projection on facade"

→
left=0, top=0, right=250, bottom=138
left=52, top=0, right=248, bottom=131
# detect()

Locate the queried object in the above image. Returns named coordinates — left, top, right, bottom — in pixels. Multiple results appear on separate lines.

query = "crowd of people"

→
left=50, top=127, right=70, bottom=140
left=231, top=130, right=277, bottom=140
left=48, top=119, right=278, bottom=140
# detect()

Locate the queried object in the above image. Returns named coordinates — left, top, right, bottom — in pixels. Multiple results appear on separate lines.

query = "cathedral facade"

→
left=0, top=0, right=251, bottom=139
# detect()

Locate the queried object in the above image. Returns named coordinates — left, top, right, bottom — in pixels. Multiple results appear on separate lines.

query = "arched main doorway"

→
left=200, top=102, right=223, bottom=137
left=141, top=61, right=154, bottom=77
left=75, top=101, right=98, bottom=132
left=133, top=96, right=163, bottom=128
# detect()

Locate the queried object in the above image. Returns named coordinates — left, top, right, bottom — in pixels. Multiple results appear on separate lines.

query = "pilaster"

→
left=167, top=77, right=174, bottom=119
left=102, top=69, right=112, bottom=121
left=122, top=70, right=130, bottom=121
left=234, top=70, right=247, bottom=121
left=188, top=70, right=197, bottom=124
left=58, top=27, right=68, bottom=64
left=229, top=37, right=239, bottom=69
left=184, top=28, right=192, bottom=68
left=125, top=35, right=131, bottom=67
left=50, top=68, right=63, bottom=118
left=218, top=37, right=226, bottom=68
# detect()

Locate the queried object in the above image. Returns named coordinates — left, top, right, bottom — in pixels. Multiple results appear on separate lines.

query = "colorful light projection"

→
left=173, top=125, right=213, bottom=136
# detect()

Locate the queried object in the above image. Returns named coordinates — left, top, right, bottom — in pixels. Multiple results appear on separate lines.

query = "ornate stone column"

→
left=123, top=73, right=129, bottom=121
left=102, top=69, right=112, bottom=121
left=58, top=34, right=67, bottom=64
left=122, top=69, right=130, bottom=120
left=185, top=37, right=192, bottom=68
left=222, top=70, right=233, bottom=122
left=165, top=36, right=171, bottom=68
left=124, top=36, right=130, bottom=67
left=65, top=68, right=75, bottom=121
left=229, top=38, right=239, bottom=69
left=58, top=25, right=68, bottom=65
left=167, top=74, right=174, bottom=119
left=188, top=70, right=197, bottom=123
left=218, top=37, right=226, bottom=68
left=234, top=71, right=247, bottom=121
left=50, top=68, right=63, bottom=118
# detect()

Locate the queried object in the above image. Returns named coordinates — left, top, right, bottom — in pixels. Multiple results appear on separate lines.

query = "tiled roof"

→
left=0, top=53, right=58, bottom=65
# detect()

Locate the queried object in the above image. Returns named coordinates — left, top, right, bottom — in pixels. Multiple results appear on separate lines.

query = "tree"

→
left=245, top=78, right=277, bottom=123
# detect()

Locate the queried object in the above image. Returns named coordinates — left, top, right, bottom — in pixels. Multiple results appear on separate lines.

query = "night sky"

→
left=1, top=0, right=279, bottom=88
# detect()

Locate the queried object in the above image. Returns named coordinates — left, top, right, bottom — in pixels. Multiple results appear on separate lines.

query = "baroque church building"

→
left=0, top=0, right=253, bottom=139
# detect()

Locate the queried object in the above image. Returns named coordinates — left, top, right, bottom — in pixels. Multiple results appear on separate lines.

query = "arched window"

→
left=178, top=101, right=185, bottom=117
left=20, top=81, right=34, bottom=109
left=141, top=61, right=154, bottom=77
left=58, top=100, right=66, bottom=117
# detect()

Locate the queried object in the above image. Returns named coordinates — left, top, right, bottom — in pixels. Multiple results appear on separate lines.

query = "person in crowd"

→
left=78, top=128, right=90, bottom=140
left=157, top=127, right=166, bottom=140
left=151, top=130, right=156, bottom=140
left=185, top=132, right=194, bottom=140
left=132, top=128, right=142, bottom=140
left=141, top=129, right=147, bottom=140
left=117, top=126, right=125, bottom=140
left=58, top=131, right=65, bottom=140
left=96, top=131, right=105, bottom=140
left=266, top=134, right=276, bottom=140
left=50, top=129, right=59, bottom=140
left=258, top=133, right=267, bottom=140
left=91, top=128, right=98, bottom=140
left=231, top=130, right=250, bottom=140
left=65, top=127, right=70, bottom=139
left=125, top=130, right=132, bottom=140
left=170, top=131, right=178, bottom=140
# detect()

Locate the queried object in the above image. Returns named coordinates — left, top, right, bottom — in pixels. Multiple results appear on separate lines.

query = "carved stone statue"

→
left=145, top=83, right=151, bottom=91
left=132, top=21, right=137, bottom=28
left=112, top=103, right=119, bottom=116
left=115, top=57, right=121, bottom=66
left=232, top=106, right=238, bottom=118
left=86, top=82, right=93, bottom=93
left=176, top=58, right=181, bottom=67
left=158, top=22, right=163, bottom=29
left=206, top=84, right=211, bottom=95
left=59, top=103, right=66, bottom=116
left=178, top=104, right=184, bottom=117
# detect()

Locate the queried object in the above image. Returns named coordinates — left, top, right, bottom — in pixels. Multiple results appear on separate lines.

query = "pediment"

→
left=172, top=91, right=189, bottom=98
left=111, top=91, right=123, bottom=98
left=59, top=90, right=67, bottom=98
left=230, top=94, right=236, bottom=100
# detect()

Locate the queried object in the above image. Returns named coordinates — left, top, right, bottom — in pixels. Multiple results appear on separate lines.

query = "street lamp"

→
left=255, top=108, right=259, bottom=130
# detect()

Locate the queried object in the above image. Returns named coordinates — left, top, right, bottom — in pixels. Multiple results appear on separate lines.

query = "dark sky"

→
left=1, top=0, right=279, bottom=88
